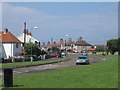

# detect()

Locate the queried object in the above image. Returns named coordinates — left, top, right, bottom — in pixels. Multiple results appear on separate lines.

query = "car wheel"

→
left=87, top=62, right=89, bottom=65
left=76, top=63, right=78, bottom=65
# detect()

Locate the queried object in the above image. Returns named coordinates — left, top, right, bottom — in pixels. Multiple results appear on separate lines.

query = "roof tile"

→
left=0, top=31, right=22, bottom=43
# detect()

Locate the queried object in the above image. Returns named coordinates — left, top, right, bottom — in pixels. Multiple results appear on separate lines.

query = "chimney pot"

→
left=4, top=28, right=8, bottom=34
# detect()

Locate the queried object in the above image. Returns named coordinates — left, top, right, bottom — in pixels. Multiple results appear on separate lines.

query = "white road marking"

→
left=60, top=62, right=64, bottom=63
left=14, top=71, right=21, bottom=73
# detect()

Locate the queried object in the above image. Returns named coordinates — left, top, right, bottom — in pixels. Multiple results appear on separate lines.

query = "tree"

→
left=25, top=42, right=41, bottom=56
left=51, top=47, right=60, bottom=52
left=96, top=45, right=106, bottom=52
left=107, top=39, right=118, bottom=55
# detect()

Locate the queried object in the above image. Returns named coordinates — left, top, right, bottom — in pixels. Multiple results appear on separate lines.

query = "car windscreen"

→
left=78, top=57, right=87, bottom=59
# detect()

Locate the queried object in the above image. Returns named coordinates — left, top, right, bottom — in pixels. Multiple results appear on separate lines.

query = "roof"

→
left=57, top=40, right=64, bottom=47
left=87, top=48, right=96, bottom=51
left=66, top=41, right=75, bottom=46
left=75, top=40, right=91, bottom=46
left=0, top=31, right=22, bottom=43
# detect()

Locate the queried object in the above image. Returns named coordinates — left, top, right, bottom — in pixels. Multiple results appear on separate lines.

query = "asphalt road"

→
left=0, top=53, right=103, bottom=76
left=13, top=53, right=103, bottom=75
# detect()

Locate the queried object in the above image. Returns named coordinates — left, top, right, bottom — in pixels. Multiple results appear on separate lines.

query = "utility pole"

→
left=23, top=22, right=27, bottom=62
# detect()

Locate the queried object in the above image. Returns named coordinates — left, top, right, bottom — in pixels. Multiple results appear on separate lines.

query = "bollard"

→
left=4, top=68, right=13, bottom=87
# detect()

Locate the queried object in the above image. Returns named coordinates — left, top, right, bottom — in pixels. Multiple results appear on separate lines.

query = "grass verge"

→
left=1, top=57, right=70, bottom=69
left=92, top=54, right=118, bottom=59
left=13, top=57, right=118, bottom=88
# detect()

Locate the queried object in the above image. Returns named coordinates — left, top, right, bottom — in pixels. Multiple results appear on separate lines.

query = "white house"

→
left=17, top=28, right=40, bottom=47
left=74, top=37, right=91, bottom=52
left=0, top=28, right=22, bottom=59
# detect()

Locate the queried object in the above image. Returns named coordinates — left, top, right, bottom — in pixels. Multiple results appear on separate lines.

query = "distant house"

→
left=41, top=42, right=50, bottom=51
left=64, top=37, right=91, bottom=52
left=41, top=37, right=92, bottom=53
left=75, top=37, right=91, bottom=52
left=0, top=28, right=22, bottom=59
left=57, top=39, right=65, bottom=50
left=65, top=38, right=76, bottom=51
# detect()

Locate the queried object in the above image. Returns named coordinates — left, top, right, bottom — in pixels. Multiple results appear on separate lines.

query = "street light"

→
left=65, top=34, right=68, bottom=51
left=30, top=26, right=38, bottom=63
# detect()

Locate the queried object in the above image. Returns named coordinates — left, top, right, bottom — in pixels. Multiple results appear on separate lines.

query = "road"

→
left=0, top=53, right=103, bottom=76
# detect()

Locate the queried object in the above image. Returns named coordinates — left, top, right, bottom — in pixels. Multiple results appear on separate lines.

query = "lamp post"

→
left=23, top=22, right=27, bottom=62
left=30, top=26, right=38, bottom=63
left=65, top=34, right=68, bottom=51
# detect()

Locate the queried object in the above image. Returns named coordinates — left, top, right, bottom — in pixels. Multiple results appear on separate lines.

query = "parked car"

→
left=76, top=56, right=90, bottom=65
left=60, top=51, right=67, bottom=57
left=81, top=50, right=88, bottom=56
left=50, top=52, right=61, bottom=57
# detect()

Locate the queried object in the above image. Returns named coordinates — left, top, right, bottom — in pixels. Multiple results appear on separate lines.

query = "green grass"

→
left=92, top=54, right=118, bottom=59
left=13, top=57, right=118, bottom=88
left=2, top=57, right=70, bottom=69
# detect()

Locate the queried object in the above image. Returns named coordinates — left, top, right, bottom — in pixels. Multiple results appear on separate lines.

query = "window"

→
left=16, top=43, right=19, bottom=48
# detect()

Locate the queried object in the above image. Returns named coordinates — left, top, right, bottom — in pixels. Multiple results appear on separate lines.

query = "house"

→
left=64, top=37, right=91, bottom=52
left=17, top=22, right=40, bottom=47
left=57, top=39, right=65, bottom=50
left=75, top=37, right=91, bottom=52
left=65, top=38, right=76, bottom=51
left=41, top=37, right=92, bottom=53
left=41, top=42, right=50, bottom=51
left=0, top=28, right=22, bottom=59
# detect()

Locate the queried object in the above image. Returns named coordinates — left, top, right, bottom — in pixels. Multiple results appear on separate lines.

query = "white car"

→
left=76, top=56, right=90, bottom=65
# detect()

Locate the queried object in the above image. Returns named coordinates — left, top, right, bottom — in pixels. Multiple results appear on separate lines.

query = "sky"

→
left=2, top=2, right=118, bottom=45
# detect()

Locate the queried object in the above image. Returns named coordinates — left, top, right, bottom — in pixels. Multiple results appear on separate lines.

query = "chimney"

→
left=26, top=29, right=28, bottom=35
left=42, top=42, right=45, bottom=46
left=78, top=37, right=82, bottom=41
left=60, top=39, right=63, bottom=42
left=4, top=28, right=8, bottom=34
left=68, top=38, right=72, bottom=42
left=24, top=22, right=27, bottom=29
left=53, top=42, right=56, bottom=44
left=23, top=22, right=27, bottom=34
left=47, top=41, right=51, bottom=45
left=79, top=37, right=82, bottom=40
left=29, top=32, right=32, bottom=36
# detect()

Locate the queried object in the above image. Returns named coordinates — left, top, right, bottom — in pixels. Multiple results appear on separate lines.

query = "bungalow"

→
left=0, top=28, right=22, bottom=59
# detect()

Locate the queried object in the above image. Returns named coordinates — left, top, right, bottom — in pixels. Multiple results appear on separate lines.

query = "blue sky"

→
left=2, top=2, right=118, bottom=45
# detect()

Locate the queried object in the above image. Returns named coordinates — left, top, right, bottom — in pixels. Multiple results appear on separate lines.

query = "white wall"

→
left=2, top=43, right=22, bottom=59
left=76, top=46, right=91, bottom=52
left=17, top=33, right=39, bottom=44
left=13, top=43, right=22, bottom=56
left=0, top=43, right=2, bottom=58
left=2, top=43, right=12, bottom=58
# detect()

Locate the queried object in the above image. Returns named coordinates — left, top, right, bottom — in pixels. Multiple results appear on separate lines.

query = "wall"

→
left=2, top=43, right=22, bottom=59
left=17, top=33, right=39, bottom=44
left=2, top=43, right=12, bottom=58
left=13, top=43, right=22, bottom=56
left=0, top=42, right=2, bottom=58
left=76, top=46, right=91, bottom=52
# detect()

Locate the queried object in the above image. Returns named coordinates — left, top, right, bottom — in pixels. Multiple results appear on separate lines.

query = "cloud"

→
left=0, top=2, right=2, bottom=30
left=2, top=3, right=118, bottom=44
